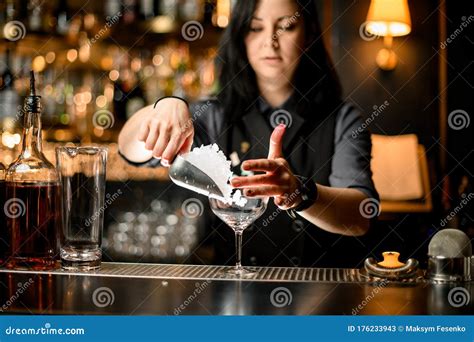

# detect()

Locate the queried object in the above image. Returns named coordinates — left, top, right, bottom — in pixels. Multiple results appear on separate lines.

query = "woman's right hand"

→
left=119, top=97, right=194, bottom=167
left=137, top=98, right=194, bottom=166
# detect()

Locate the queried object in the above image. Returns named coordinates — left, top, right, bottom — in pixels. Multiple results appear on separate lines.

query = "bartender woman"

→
left=119, top=0, right=379, bottom=267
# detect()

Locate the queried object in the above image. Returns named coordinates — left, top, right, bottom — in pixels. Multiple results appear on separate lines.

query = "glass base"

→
left=220, top=266, right=258, bottom=278
left=60, top=247, right=101, bottom=271
left=5, top=256, right=58, bottom=271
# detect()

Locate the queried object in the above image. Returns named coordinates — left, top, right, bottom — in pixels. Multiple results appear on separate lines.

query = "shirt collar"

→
left=257, top=92, right=298, bottom=114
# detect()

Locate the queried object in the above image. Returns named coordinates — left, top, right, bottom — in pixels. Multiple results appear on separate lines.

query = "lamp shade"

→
left=366, top=0, right=412, bottom=37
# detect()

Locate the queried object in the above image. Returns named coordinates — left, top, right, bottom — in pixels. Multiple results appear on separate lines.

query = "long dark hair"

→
left=216, top=0, right=342, bottom=123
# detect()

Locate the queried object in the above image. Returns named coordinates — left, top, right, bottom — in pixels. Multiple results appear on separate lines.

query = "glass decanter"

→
left=5, top=71, right=60, bottom=270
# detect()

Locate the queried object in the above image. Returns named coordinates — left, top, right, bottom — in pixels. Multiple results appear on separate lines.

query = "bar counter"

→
left=1, top=263, right=472, bottom=315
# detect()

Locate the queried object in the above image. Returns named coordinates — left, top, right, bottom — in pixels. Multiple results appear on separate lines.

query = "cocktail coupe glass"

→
left=209, top=192, right=268, bottom=278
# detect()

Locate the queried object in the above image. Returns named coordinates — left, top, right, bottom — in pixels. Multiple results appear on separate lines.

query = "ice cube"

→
left=181, top=144, right=234, bottom=201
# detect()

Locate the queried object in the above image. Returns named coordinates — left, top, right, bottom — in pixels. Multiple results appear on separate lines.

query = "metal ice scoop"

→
left=169, top=155, right=226, bottom=201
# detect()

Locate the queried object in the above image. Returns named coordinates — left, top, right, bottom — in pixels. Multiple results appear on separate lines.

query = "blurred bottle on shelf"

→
left=126, top=56, right=146, bottom=119
left=122, top=0, right=138, bottom=24
left=139, top=0, right=159, bottom=20
left=105, top=0, right=122, bottom=18
left=203, top=0, right=215, bottom=26
left=112, top=73, right=127, bottom=123
left=0, top=48, right=21, bottom=140
left=213, top=0, right=231, bottom=28
left=160, top=0, right=179, bottom=19
left=27, top=0, right=43, bottom=32
left=54, top=0, right=71, bottom=35
left=180, top=0, right=204, bottom=22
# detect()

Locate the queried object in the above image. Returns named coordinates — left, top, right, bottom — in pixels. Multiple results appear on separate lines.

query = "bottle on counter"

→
left=5, top=71, right=60, bottom=270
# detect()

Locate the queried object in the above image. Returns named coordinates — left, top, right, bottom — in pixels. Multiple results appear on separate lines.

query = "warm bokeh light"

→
left=79, top=43, right=91, bottom=62
left=32, top=56, right=46, bottom=72
left=109, top=70, right=120, bottom=81
left=131, top=58, right=142, bottom=72
left=96, top=95, right=107, bottom=108
left=150, top=16, right=175, bottom=33
left=215, top=0, right=231, bottom=28
left=1, top=132, right=21, bottom=149
left=366, top=0, right=411, bottom=36
left=67, top=49, right=78, bottom=62
left=217, top=16, right=229, bottom=28
left=143, top=65, right=154, bottom=77
left=152, top=54, right=164, bottom=66
left=101, top=56, right=114, bottom=70
left=94, top=126, right=105, bottom=137
left=45, top=51, right=56, bottom=64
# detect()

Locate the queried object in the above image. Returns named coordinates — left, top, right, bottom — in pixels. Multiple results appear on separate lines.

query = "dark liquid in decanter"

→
left=5, top=182, right=60, bottom=270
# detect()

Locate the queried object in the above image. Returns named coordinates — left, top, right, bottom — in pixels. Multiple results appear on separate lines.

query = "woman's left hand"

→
left=230, top=124, right=302, bottom=209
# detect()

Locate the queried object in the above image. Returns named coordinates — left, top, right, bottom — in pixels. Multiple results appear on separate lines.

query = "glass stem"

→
left=235, top=230, right=243, bottom=271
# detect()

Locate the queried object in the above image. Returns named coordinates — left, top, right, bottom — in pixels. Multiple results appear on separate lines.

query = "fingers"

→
left=138, top=122, right=150, bottom=142
left=143, top=121, right=160, bottom=149
left=162, top=130, right=193, bottom=165
left=160, top=135, right=181, bottom=166
left=241, top=159, right=281, bottom=173
left=243, top=186, right=283, bottom=197
left=152, top=128, right=170, bottom=159
left=231, top=174, right=278, bottom=187
left=178, top=134, right=194, bottom=154
left=268, top=124, right=286, bottom=159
